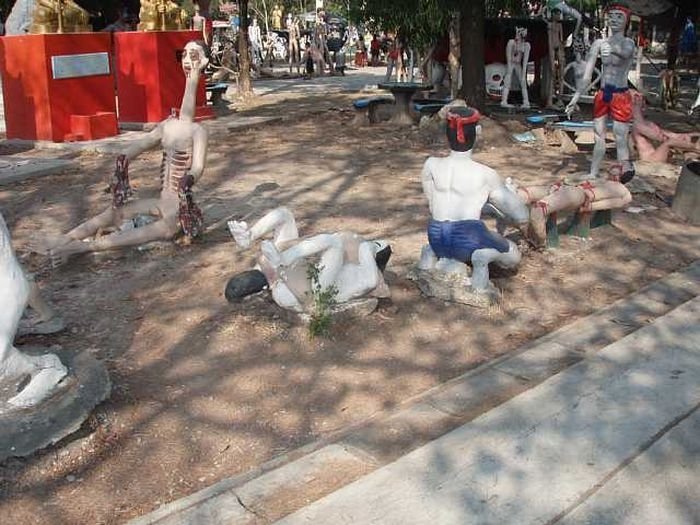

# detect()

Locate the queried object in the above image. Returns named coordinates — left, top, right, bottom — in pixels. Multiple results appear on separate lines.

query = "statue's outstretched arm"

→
left=122, top=124, right=163, bottom=161
left=189, top=126, right=208, bottom=181
left=421, top=160, right=435, bottom=203
left=488, top=178, right=529, bottom=225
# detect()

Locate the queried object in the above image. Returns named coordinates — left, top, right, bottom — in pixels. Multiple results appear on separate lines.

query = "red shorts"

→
left=593, top=89, right=632, bottom=123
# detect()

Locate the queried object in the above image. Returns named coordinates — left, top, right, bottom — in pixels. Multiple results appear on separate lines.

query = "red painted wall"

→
left=0, top=33, right=116, bottom=141
left=114, top=31, right=207, bottom=123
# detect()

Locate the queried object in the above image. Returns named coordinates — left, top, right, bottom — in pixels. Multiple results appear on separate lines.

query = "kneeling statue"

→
left=227, top=207, right=392, bottom=315
left=36, top=41, right=209, bottom=265
left=418, top=107, right=529, bottom=299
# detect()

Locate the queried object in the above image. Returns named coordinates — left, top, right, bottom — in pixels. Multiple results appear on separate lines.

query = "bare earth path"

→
left=1, top=70, right=699, bottom=524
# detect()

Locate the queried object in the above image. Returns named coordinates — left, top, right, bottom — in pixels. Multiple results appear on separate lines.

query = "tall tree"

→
left=459, top=1, right=486, bottom=108
left=238, top=0, right=254, bottom=97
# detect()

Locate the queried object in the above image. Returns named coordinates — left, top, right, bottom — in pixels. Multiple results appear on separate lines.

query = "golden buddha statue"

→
left=29, top=0, right=92, bottom=34
left=137, top=0, right=187, bottom=31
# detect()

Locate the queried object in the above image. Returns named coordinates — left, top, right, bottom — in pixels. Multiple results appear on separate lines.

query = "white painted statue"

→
left=566, top=3, right=636, bottom=181
left=1, top=211, right=67, bottom=409
left=501, top=26, right=531, bottom=109
left=228, top=207, right=391, bottom=313
left=419, top=107, right=529, bottom=292
left=36, top=41, right=209, bottom=265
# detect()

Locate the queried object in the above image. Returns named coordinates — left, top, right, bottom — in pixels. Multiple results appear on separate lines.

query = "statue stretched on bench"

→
left=36, top=41, right=209, bottom=266
left=418, top=107, right=529, bottom=297
left=506, top=175, right=631, bottom=248
left=226, top=207, right=392, bottom=314
left=1, top=211, right=67, bottom=409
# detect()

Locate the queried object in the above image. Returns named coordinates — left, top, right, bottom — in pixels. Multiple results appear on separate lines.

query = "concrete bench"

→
left=413, top=98, right=450, bottom=118
left=352, top=97, right=394, bottom=125
left=206, top=83, right=228, bottom=106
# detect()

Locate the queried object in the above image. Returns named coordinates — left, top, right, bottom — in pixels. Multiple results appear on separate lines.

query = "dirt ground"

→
left=1, top=87, right=699, bottom=524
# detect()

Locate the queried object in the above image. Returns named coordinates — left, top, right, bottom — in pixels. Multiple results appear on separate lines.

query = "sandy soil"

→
left=1, top=88, right=699, bottom=524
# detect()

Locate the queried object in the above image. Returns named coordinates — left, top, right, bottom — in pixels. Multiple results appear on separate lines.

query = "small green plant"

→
left=306, top=263, right=339, bottom=338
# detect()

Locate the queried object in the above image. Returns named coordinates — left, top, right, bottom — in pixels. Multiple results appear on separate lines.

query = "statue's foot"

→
left=227, top=220, right=252, bottom=248
left=8, top=354, right=68, bottom=408
left=29, top=235, right=68, bottom=255
left=521, top=103, right=531, bottom=110
left=501, top=102, right=514, bottom=108
left=47, top=248, right=70, bottom=269
left=17, top=315, right=66, bottom=336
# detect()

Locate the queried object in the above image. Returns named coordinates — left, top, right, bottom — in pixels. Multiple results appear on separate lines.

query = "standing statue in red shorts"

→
left=566, top=2, right=635, bottom=182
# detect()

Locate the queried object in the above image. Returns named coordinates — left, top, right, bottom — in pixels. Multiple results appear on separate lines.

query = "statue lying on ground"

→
left=36, top=41, right=209, bottom=266
left=1, top=212, right=67, bottom=409
left=419, top=107, right=529, bottom=294
left=630, top=91, right=700, bottom=163
left=227, top=207, right=392, bottom=314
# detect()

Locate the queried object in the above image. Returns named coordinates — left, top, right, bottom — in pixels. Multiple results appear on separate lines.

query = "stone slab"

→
left=0, top=348, right=111, bottom=460
left=277, top=298, right=700, bottom=524
left=0, top=157, right=78, bottom=185
left=340, top=402, right=462, bottom=464
left=132, top=444, right=371, bottom=525
left=559, top=408, right=700, bottom=525
left=408, top=268, right=497, bottom=308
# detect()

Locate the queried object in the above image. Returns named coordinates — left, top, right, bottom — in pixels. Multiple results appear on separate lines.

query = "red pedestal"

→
left=114, top=31, right=213, bottom=124
left=0, top=33, right=117, bottom=142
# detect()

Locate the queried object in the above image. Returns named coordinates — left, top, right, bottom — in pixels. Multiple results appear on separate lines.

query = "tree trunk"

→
left=198, top=0, right=211, bottom=18
left=448, top=12, right=460, bottom=100
left=458, top=2, right=485, bottom=110
left=238, top=0, right=254, bottom=97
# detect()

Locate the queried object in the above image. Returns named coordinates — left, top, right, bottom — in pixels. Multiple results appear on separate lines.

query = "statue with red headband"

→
left=418, top=107, right=529, bottom=297
left=566, top=2, right=635, bottom=182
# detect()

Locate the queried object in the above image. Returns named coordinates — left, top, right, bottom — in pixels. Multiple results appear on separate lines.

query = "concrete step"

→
left=279, top=296, right=700, bottom=524
left=131, top=261, right=700, bottom=525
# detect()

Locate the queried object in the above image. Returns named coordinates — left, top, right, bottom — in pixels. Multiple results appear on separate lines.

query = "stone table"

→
left=377, top=82, right=431, bottom=125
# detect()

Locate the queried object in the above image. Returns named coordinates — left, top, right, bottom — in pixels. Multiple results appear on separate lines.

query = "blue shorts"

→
left=428, top=219, right=509, bottom=262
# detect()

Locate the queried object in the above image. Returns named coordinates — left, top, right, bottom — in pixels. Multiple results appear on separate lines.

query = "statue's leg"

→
left=501, top=69, right=513, bottom=107
left=49, top=199, right=178, bottom=263
left=471, top=241, right=520, bottom=291
left=518, top=67, right=530, bottom=108
left=418, top=244, right=437, bottom=270
left=34, top=205, right=121, bottom=254
left=591, top=116, right=608, bottom=178
left=588, top=182, right=632, bottom=211
left=229, top=207, right=299, bottom=249
left=335, top=241, right=383, bottom=303
left=612, top=120, right=632, bottom=173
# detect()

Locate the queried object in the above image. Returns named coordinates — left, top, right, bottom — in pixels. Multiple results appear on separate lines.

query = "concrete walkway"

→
left=279, top=297, right=700, bottom=525
left=132, top=262, right=700, bottom=525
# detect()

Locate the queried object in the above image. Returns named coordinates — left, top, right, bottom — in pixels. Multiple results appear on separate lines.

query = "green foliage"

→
left=306, top=263, right=339, bottom=338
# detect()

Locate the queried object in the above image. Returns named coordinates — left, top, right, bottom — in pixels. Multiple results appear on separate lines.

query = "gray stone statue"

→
left=566, top=3, right=635, bottom=181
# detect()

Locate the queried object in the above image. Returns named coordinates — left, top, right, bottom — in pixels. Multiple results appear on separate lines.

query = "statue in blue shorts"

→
left=419, top=107, right=529, bottom=293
